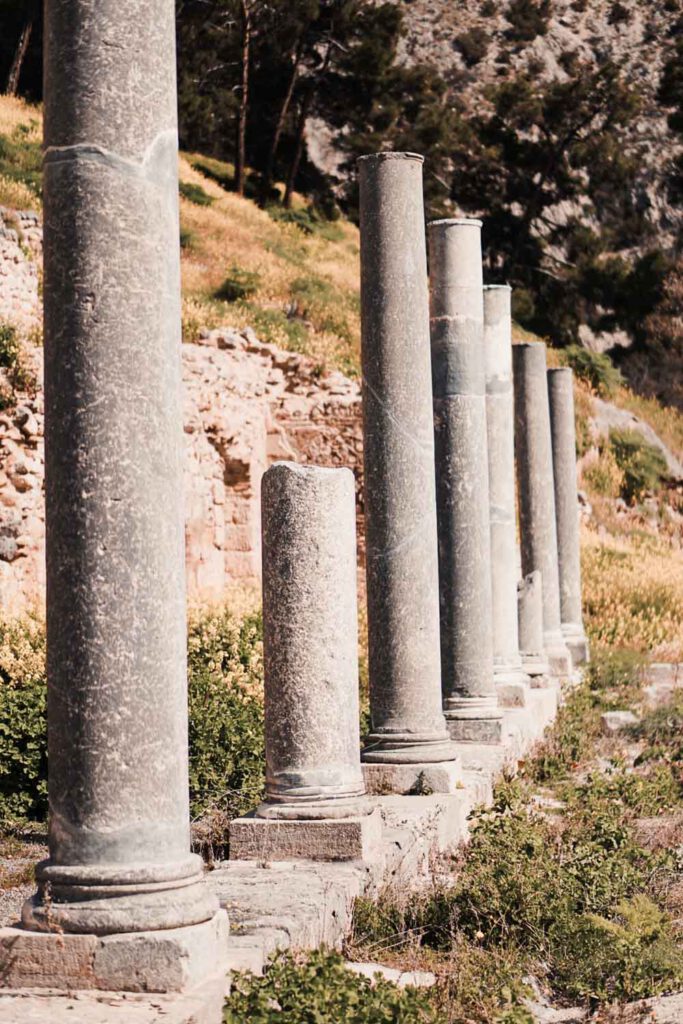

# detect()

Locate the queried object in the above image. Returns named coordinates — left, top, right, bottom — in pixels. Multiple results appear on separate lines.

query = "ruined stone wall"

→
left=0, top=208, right=42, bottom=340
left=0, top=328, right=362, bottom=616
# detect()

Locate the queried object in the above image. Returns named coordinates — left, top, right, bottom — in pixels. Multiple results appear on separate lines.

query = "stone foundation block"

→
left=495, top=680, right=531, bottom=707
left=446, top=716, right=503, bottom=744
left=229, top=807, right=383, bottom=863
left=566, top=634, right=590, bottom=667
left=362, top=759, right=462, bottom=796
left=0, top=911, right=229, bottom=994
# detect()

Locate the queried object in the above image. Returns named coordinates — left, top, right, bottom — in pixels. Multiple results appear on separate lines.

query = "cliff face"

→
left=393, top=0, right=679, bottom=247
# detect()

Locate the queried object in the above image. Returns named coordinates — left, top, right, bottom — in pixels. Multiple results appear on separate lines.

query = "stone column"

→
left=357, top=153, right=455, bottom=765
left=428, top=219, right=503, bottom=743
left=547, top=368, right=590, bottom=665
left=513, top=343, right=572, bottom=677
left=517, top=570, right=551, bottom=685
left=8, top=0, right=226, bottom=986
left=483, top=285, right=530, bottom=703
left=230, top=462, right=381, bottom=862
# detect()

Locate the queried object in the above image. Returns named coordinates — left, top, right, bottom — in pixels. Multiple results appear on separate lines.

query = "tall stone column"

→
left=548, top=368, right=590, bottom=665
left=7, top=0, right=226, bottom=986
left=429, top=219, right=503, bottom=743
left=513, top=343, right=572, bottom=677
left=358, top=153, right=455, bottom=765
left=230, top=462, right=382, bottom=861
left=483, top=285, right=530, bottom=701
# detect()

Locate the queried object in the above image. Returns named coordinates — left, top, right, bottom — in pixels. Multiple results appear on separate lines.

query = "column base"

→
left=362, top=758, right=462, bottom=795
left=544, top=633, right=573, bottom=679
left=521, top=654, right=553, bottom=688
left=22, top=856, right=218, bottom=936
left=563, top=628, right=590, bottom=666
left=229, top=805, right=383, bottom=863
left=444, top=695, right=503, bottom=744
left=494, top=665, right=532, bottom=707
left=0, top=910, right=229, bottom=993
left=361, top=730, right=457, bottom=765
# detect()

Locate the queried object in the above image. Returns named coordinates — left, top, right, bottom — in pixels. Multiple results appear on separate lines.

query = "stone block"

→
left=447, top=716, right=503, bottom=744
left=495, top=680, right=530, bottom=707
left=229, top=806, right=383, bottom=863
left=0, top=911, right=229, bottom=994
left=601, top=710, right=639, bottom=736
left=362, top=759, right=462, bottom=795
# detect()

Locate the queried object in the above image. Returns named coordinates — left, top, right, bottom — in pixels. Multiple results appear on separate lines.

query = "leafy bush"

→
left=0, top=609, right=266, bottom=832
left=0, top=321, right=36, bottom=401
left=455, top=28, right=489, bottom=66
left=506, top=0, right=552, bottom=41
left=0, top=618, right=47, bottom=825
left=179, top=181, right=215, bottom=206
left=564, top=345, right=624, bottom=397
left=215, top=266, right=262, bottom=303
left=609, top=428, right=669, bottom=502
left=223, top=949, right=442, bottom=1024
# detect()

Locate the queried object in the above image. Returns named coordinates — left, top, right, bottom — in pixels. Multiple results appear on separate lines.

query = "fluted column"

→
left=483, top=285, right=530, bottom=698
left=429, top=219, right=503, bottom=743
left=548, top=368, right=589, bottom=665
left=513, top=343, right=572, bottom=678
left=358, top=153, right=455, bottom=764
left=22, top=0, right=217, bottom=936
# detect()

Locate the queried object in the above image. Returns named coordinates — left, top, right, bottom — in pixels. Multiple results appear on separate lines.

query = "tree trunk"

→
left=234, top=0, right=251, bottom=196
left=6, top=20, right=33, bottom=97
left=283, top=43, right=332, bottom=209
left=261, top=37, right=304, bottom=204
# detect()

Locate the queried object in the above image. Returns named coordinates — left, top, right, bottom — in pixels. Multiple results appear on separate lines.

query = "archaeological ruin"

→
left=0, top=8, right=590, bottom=1021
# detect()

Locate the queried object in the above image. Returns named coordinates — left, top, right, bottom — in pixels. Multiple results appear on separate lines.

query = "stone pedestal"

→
left=230, top=807, right=384, bottom=863
left=547, top=368, right=590, bottom=665
left=428, top=219, right=503, bottom=742
left=483, top=284, right=531, bottom=706
left=513, top=343, right=572, bottom=678
left=362, top=760, right=462, bottom=796
left=257, top=462, right=367, bottom=820
left=4, top=0, right=227, bottom=993
left=357, top=153, right=456, bottom=765
left=517, top=570, right=552, bottom=687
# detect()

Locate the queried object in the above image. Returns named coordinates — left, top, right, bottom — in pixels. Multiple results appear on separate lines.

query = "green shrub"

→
left=223, top=949, right=442, bottom=1024
left=550, top=896, right=683, bottom=1002
left=0, top=618, right=47, bottom=825
left=179, top=181, right=215, bottom=206
left=609, top=428, right=669, bottom=502
left=0, top=321, right=36, bottom=397
left=241, top=303, right=310, bottom=351
left=506, top=0, right=552, bottom=41
left=564, top=345, right=624, bottom=397
left=267, top=204, right=344, bottom=242
left=455, top=27, right=489, bottom=66
left=187, top=609, right=264, bottom=822
left=215, top=266, right=262, bottom=303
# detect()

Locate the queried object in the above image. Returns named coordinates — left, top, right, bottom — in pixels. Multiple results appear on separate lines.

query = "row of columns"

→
left=9, top=23, right=588, bottom=987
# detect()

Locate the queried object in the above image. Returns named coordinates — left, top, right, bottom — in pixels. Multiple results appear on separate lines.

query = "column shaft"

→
left=513, top=343, right=572, bottom=677
left=24, top=0, right=215, bottom=935
left=547, top=368, right=590, bottom=665
left=483, top=285, right=528, bottom=689
left=257, top=462, right=367, bottom=818
left=358, top=153, right=454, bottom=764
left=429, top=220, right=502, bottom=742
left=517, top=570, right=551, bottom=683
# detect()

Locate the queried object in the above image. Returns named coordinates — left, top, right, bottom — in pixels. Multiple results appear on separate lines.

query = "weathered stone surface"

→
left=362, top=760, right=462, bottom=796
left=357, top=153, right=453, bottom=764
left=257, top=462, right=366, bottom=818
left=0, top=914, right=229, bottom=994
left=547, top=368, right=590, bottom=666
left=19, top=0, right=218, bottom=943
left=517, top=570, right=552, bottom=686
left=428, top=219, right=502, bottom=743
left=513, top=343, right=572, bottom=678
left=483, top=285, right=530, bottom=698
left=344, top=962, right=436, bottom=988
left=230, top=807, right=384, bottom=863
left=600, top=710, right=640, bottom=735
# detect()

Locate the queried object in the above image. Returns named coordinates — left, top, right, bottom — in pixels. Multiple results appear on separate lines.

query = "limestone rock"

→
left=600, top=710, right=640, bottom=735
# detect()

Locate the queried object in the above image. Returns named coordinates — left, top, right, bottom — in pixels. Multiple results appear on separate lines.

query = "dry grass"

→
left=0, top=95, right=40, bottom=141
left=581, top=527, right=683, bottom=660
